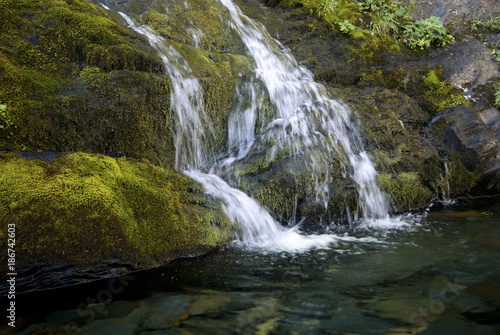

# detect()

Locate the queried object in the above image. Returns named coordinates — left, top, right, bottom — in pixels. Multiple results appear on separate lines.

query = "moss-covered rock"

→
left=0, top=0, right=254, bottom=166
left=377, top=172, right=431, bottom=212
left=0, top=152, right=234, bottom=269
left=134, top=0, right=246, bottom=54
left=0, top=0, right=176, bottom=165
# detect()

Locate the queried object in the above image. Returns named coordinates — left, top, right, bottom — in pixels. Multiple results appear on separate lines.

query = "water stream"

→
left=119, top=13, right=214, bottom=170
left=218, top=0, right=388, bottom=221
left=118, top=0, right=392, bottom=251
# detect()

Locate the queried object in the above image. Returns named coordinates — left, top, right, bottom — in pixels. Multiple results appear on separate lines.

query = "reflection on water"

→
left=4, top=198, right=500, bottom=334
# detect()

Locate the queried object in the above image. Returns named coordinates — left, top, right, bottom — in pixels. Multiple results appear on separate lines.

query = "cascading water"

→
left=217, top=0, right=389, bottom=220
left=119, top=13, right=213, bottom=170
left=118, top=12, right=306, bottom=248
left=116, top=0, right=394, bottom=250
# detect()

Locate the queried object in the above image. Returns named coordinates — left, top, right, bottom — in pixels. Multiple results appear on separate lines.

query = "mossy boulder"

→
left=0, top=152, right=234, bottom=270
left=377, top=172, right=431, bottom=212
left=0, top=0, right=253, bottom=168
left=0, top=0, right=175, bottom=166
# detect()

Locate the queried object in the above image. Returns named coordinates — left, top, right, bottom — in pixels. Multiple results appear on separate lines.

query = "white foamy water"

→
left=185, top=170, right=340, bottom=251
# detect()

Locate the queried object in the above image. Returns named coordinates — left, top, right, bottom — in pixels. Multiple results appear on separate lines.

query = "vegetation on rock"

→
left=418, top=69, right=472, bottom=114
left=470, top=15, right=500, bottom=38
left=420, top=154, right=479, bottom=201
left=0, top=0, right=177, bottom=166
left=0, top=152, right=234, bottom=267
left=284, top=0, right=453, bottom=50
left=377, top=172, right=430, bottom=211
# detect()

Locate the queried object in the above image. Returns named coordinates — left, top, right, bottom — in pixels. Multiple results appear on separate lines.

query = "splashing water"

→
left=184, top=170, right=339, bottom=251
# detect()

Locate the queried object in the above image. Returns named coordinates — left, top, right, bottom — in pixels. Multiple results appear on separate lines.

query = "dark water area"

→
left=2, top=197, right=500, bottom=334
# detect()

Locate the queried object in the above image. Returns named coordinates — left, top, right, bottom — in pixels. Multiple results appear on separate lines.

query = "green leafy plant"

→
left=338, top=19, right=355, bottom=33
left=402, top=16, right=454, bottom=49
left=298, top=0, right=452, bottom=50
left=359, top=0, right=414, bottom=37
left=471, top=15, right=500, bottom=34
left=495, top=83, right=500, bottom=109
left=492, top=47, right=500, bottom=62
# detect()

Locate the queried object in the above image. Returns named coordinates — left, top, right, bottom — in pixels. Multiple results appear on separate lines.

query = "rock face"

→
left=430, top=103, right=500, bottom=191
left=411, top=0, right=500, bottom=31
left=407, top=0, right=500, bottom=192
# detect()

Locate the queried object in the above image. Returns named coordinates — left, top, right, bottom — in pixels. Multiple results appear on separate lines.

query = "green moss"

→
left=137, top=0, right=242, bottom=54
left=0, top=153, right=234, bottom=266
left=377, top=172, right=431, bottom=211
left=300, top=0, right=361, bottom=31
left=357, top=67, right=406, bottom=88
left=408, top=68, right=472, bottom=114
left=0, top=0, right=168, bottom=160
left=327, top=179, right=358, bottom=221
left=344, top=33, right=401, bottom=65
left=422, top=70, right=440, bottom=89
left=420, top=153, right=479, bottom=200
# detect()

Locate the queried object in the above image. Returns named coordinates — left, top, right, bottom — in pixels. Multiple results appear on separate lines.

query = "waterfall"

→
left=118, top=12, right=301, bottom=248
left=442, top=161, right=454, bottom=205
left=218, top=0, right=389, bottom=220
left=116, top=0, right=391, bottom=250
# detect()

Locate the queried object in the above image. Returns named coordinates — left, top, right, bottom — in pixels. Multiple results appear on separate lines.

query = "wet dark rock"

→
left=385, top=38, right=499, bottom=92
left=18, top=151, right=69, bottom=163
left=0, top=261, right=134, bottom=293
left=411, top=0, right=500, bottom=34
left=430, top=104, right=500, bottom=190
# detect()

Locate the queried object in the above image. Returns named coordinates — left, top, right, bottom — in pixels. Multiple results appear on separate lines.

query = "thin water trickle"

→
left=119, top=13, right=213, bottom=171
left=442, top=161, right=455, bottom=205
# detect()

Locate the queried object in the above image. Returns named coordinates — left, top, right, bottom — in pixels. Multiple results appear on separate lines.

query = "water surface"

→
left=8, top=197, right=500, bottom=334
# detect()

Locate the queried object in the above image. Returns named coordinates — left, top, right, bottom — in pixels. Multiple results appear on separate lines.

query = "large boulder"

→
left=0, top=152, right=234, bottom=290
left=430, top=103, right=500, bottom=191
